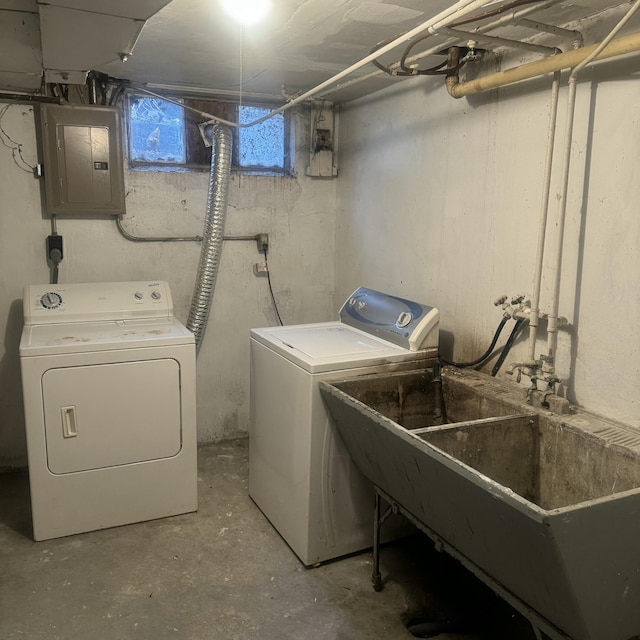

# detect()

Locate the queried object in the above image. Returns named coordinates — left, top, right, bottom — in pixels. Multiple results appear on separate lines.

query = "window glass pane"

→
left=238, top=106, right=284, bottom=168
left=129, top=96, right=185, bottom=163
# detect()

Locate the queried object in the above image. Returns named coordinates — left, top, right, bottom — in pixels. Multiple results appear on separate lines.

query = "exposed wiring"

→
left=369, top=0, right=547, bottom=76
left=370, top=34, right=449, bottom=76
left=400, top=0, right=548, bottom=74
left=262, top=248, right=283, bottom=326
left=312, top=99, right=327, bottom=130
left=0, top=103, right=36, bottom=174
left=442, top=316, right=510, bottom=368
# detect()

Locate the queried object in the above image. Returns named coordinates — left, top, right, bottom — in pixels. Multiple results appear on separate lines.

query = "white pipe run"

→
left=320, top=0, right=564, bottom=99
left=527, top=70, right=561, bottom=366
left=514, top=18, right=583, bottom=49
left=437, top=26, right=560, bottom=55
left=545, top=0, right=640, bottom=376
left=137, top=0, right=493, bottom=128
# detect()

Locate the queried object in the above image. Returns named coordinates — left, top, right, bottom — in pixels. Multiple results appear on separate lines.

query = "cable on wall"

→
left=262, top=248, right=283, bottom=326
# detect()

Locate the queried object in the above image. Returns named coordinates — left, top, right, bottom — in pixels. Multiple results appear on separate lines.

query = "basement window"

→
left=126, top=94, right=290, bottom=174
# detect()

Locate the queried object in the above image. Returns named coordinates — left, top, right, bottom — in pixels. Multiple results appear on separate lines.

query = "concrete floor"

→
left=0, top=439, right=536, bottom=640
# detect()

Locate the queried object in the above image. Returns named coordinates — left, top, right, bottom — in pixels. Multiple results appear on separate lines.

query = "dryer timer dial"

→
left=40, top=292, right=63, bottom=309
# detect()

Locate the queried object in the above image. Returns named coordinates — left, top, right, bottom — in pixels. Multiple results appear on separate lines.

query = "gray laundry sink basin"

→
left=320, top=367, right=640, bottom=640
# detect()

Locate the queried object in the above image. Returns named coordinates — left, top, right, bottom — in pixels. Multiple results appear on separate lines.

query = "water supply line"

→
left=186, top=123, right=232, bottom=354
left=544, top=0, right=640, bottom=381
left=503, top=69, right=561, bottom=384
left=445, top=2, right=640, bottom=388
left=526, top=70, right=561, bottom=369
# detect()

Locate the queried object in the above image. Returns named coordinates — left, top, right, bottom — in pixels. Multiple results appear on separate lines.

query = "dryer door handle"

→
left=61, top=406, right=78, bottom=438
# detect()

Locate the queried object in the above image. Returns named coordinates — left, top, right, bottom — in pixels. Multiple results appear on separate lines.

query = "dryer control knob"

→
left=151, top=290, right=162, bottom=300
left=133, top=292, right=144, bottom=301
left=396, top=311, right=412, bottom=328
left=40, top=292, right=62, bottom=309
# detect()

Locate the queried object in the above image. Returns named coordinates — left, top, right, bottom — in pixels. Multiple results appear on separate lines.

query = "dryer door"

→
left=42, top=358, right=182, bottom=474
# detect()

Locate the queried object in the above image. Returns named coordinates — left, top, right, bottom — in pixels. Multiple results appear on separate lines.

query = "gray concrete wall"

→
left=334, top=17, right=640, bottom=429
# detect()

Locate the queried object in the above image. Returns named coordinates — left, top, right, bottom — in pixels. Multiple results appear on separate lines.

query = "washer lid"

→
left=20, top=317, right=194, bottom=356
left=251, top=321, right=423, bottom=373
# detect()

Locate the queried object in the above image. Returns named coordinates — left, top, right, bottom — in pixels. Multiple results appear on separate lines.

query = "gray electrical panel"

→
left=40, top=104, right=126, bottom=216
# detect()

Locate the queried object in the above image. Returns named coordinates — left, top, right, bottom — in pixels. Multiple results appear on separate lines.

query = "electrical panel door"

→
left=40, top=104, right=126, bottom=215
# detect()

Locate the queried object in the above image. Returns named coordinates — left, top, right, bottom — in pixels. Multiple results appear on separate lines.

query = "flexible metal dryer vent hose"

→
left=186, top=123, right=232, bottom=354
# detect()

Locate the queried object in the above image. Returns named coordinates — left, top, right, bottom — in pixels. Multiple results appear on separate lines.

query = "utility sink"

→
left=319, top=367, right=640, bottom=640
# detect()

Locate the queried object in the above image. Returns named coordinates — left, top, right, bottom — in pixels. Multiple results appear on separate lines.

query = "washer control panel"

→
left=339, top=287, right=439, bottom=352
left=24, top=281, right=173, bottom=325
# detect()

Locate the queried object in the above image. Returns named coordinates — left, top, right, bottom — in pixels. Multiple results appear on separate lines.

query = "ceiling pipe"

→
left=320, top=0, right=562, bottom=99
left=446, top=29, right=640, bottom=98
left=514, top=18, right=583, bottom=48
left=528, top=70, right=561, bottom=367
left=137, top=0, right=499, bottom=128
left=437, top=26, right=560, bottom=55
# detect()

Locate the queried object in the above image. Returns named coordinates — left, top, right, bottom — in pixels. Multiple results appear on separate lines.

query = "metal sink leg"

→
left=372, top=487, right=395, bottom=592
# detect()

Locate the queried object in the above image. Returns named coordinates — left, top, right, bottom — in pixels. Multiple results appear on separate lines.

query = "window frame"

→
left=124, top=92, right=293, bottom=176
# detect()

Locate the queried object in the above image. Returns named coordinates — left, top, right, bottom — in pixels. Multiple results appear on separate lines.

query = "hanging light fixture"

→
left=220, top=0, right=271, bottom=26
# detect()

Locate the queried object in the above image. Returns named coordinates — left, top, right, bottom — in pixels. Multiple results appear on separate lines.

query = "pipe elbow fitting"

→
left=445, top=74, right=465, bottom=98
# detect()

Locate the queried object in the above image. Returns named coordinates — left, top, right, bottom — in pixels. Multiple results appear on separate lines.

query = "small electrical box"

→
left=39, top=104, right=126, bottom=216
left=306, top=103, right=338, bottom=179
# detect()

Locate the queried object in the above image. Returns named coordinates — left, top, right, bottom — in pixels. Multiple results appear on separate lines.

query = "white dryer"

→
left=19, top=281, right=197, bottom=541
left=249, top=287, right=439, bottom=566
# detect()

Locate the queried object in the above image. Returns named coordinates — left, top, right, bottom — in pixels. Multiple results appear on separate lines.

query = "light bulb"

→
left=221, top=0, right=271, bottom=26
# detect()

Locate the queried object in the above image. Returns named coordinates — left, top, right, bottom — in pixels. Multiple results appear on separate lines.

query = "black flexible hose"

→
left=491, top=317, right=526, bottom=377
left=442, top=316, right=509, bottom=368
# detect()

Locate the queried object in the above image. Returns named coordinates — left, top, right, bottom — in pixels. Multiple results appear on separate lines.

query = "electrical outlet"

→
left=253, top=262, right=268, bottom=277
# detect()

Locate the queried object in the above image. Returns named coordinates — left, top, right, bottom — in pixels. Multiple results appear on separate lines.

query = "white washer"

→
left=249, top=287, right=439, bottom=566
left=19, top=281, right=197, bottom=541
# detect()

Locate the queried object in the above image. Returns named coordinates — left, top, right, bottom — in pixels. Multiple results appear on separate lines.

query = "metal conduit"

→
left=186, top=123, right=232, bottom=354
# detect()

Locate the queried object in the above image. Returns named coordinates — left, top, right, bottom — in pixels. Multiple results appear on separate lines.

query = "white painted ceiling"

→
left=0, top=0, right=629, bottom=102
